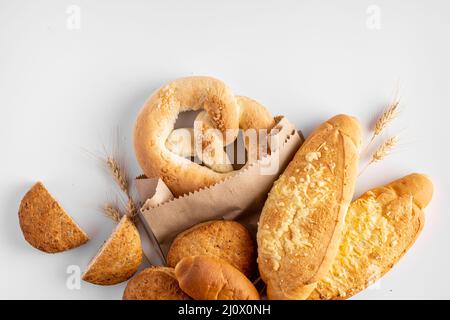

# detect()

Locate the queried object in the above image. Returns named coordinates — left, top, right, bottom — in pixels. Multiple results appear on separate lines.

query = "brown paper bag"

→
left=136, top=117, right=303, bottom=265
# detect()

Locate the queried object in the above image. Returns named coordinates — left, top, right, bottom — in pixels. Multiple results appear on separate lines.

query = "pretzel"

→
left=166, top=96, right=274, bottom=172
left=134, top=76, right=274, bottom=196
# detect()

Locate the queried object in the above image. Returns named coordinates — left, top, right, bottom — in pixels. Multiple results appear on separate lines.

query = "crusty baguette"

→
left=175, top=255, right=260, bottom=300
left=167, top=220, right=256, bottom=278
left=257, top=114, right=362, bottom=300
left=82, top=215, right=142, bottom=285
left=18, top=182, right=89, bottom=253
left=123, top=267, right=190, bottom=300
left=309, top=173, right=433, bottom=300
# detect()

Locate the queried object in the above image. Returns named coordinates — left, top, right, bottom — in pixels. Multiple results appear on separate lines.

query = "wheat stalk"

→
left=126, top=198, right=138, bottom=221
left=103, top=203, right=122, bottom=222
left=368, top=98, right=400, bottom=146
left=106, top=157, right=129, bottom=195
left=371, top=136, right=398, bottom=163
left=104, top=155, right=139, bottom=224
left=360, top=136, right=398, bottom=176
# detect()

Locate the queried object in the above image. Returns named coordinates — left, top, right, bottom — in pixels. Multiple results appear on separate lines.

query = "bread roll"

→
left=123, top=267, right=190, bottom=300
left=175, top=255, right=260, bottom=300
left=257, top=114, right=362, bottom=299
left=18, top=182, right=89, bottom=253
left=167, top=220, right=256, bottom=278
left=309, top=173, right=434, bottom=299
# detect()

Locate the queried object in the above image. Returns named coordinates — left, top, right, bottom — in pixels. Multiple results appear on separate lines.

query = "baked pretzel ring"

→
left=134, top=76, right=274, bottom=196
left=166, top=96, right=274, bottom=173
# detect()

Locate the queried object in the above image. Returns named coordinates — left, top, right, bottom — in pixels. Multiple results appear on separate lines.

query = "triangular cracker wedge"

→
left=18, top=182, right=89, bottom=253
left=309, top=173, right=433, bottom=300
left=82, top=215, right=142, bottom=285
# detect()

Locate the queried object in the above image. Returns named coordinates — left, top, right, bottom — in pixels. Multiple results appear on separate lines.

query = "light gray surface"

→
left=0, top=0, right=449, bottom=299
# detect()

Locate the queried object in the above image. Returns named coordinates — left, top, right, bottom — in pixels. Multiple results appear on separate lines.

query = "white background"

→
left=1, top=0, right=449, bottom=299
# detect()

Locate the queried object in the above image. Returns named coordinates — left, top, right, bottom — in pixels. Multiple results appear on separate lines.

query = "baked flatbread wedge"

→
left=257, top=115, right=362, bottom=299
left=18, top=182, right=89, bottom=253
left=309, top=173, right=433, bottom=300
left=82, top=215, right=142, bottom=285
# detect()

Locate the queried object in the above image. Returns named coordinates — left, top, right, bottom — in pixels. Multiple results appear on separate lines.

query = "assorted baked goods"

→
left=309, top=173, right=433, bottom=300
left=257, top=114, right=362, bottom=299
left=167, top=220, right=256, bottom=278
left=175, top=255, right=260, bottom=300
left=123, top=267, right=190, bottom=300
left=123, top=220, right=257, bottom=300
left=133, top=76, right=275, bottom=196
left=18, top=77, right=435, bottom=300
left=18, top=182, right=89, bottom=253
left=82, top=215, right=142, bottom=285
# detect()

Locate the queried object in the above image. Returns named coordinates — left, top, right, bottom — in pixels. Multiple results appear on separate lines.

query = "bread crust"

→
left=82, top=215, right=142, bottom=285
left=257, top=114, right=362, bottom=299
left=18, top=182, right=89, bottom=253
left=133, top=76, right=274, bottom=196
left=167, top=220, right=256, bottom=278
left=123, top=267, right=190, bottom=300
left=175, top=255, right=260, bottom=300
left=309, top=173, right=434, bottom=300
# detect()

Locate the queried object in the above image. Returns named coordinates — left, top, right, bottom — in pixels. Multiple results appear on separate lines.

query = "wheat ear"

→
left=126, top=198, right=138, bottom=221
left=104, top=156, right=138, bottom=222
left=367, top=98, right=400, bottom=149
left=103, top=203, right=122, bottom=223
left=360, top=136, right=398, bottom=176
left=106, top=157, right=129, bottom=195
left=371, top=136, right=398, bottom=163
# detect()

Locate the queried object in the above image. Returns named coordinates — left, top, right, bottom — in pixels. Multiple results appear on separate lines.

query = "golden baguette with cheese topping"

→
left=257, top=114, right=362, bottom=300
left=309, top=173, right=434, bottom=300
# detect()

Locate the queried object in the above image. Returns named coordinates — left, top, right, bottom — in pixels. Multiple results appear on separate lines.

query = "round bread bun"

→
left=175, top=255, right=260, bottom=300
left=167, top=220, right=256, bottom=278
left=82, top=215, right=142, bottom=285
left=123, top=267, right=190, bottom=300
left=18, top=182, right=89, bottom=253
